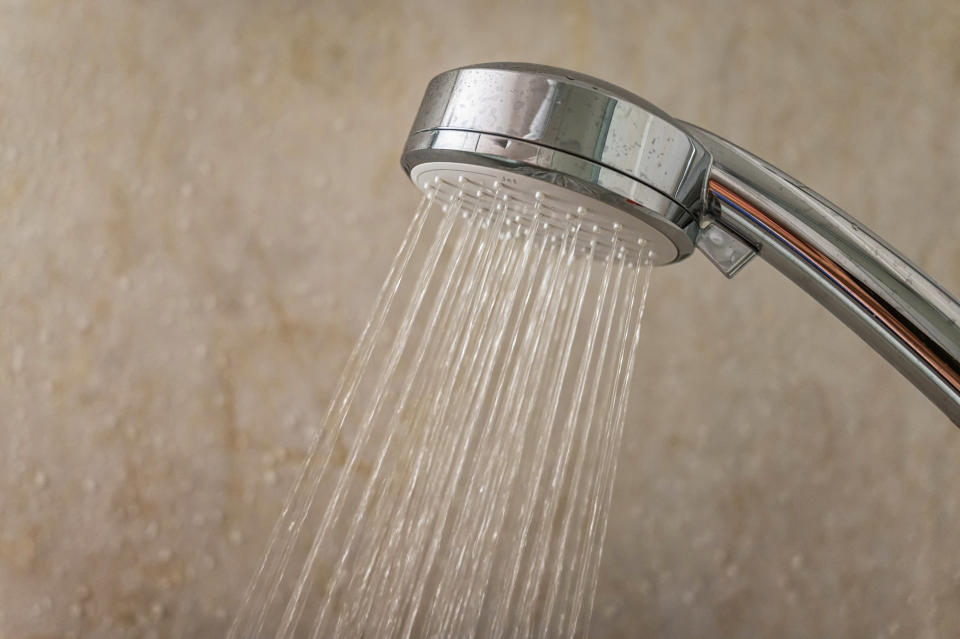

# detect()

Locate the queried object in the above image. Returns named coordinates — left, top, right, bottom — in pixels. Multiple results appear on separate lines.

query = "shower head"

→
left=402, top=62, right=960, bottom=424
left=401, top=62, right=708, bottom=267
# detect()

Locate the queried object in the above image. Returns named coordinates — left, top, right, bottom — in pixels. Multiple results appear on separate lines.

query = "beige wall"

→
left=2, top=1, right=959, bottom=636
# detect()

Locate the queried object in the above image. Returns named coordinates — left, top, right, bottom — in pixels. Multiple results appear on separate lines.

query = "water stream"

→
left=228, top=181, right=654, bottom=638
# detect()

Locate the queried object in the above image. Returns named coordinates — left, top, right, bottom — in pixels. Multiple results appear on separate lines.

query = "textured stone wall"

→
left=1, top=1, right=958, bottom=636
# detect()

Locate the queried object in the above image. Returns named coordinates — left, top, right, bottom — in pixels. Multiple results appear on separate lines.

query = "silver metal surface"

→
left=401, top=62, right=960, bottom=425
left=402, top=62, right=708, bottom=264
left=686, top=125, right=960, bottom=422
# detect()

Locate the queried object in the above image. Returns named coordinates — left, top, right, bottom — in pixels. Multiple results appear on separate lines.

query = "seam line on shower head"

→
left=411, top=126, right=695, bottom=213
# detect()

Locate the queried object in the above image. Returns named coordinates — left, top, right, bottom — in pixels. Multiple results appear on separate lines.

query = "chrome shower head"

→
left=401, top=62, right=709, bottom=267
left=402, top=62, right=960, bottom=424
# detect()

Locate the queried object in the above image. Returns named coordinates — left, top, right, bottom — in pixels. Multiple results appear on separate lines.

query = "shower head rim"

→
left=402, top=130, right=697, bottom=264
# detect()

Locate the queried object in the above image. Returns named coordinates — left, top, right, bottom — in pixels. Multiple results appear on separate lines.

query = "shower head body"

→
left=402, top=63, right=708, bottom=267
left=401, top=62, right=960, bottom=424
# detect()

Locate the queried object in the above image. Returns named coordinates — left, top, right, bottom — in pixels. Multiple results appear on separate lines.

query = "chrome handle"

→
left=684, top=124, right=960, bottom=423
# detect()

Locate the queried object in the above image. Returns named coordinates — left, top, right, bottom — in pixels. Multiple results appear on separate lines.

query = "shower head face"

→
left=401, top=62, right=711, bottom=265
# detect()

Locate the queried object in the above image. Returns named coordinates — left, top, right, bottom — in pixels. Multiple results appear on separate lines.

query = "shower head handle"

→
left=688, top=125, right=960, bottom=421
left=401, top=63, right=960, bottom=424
